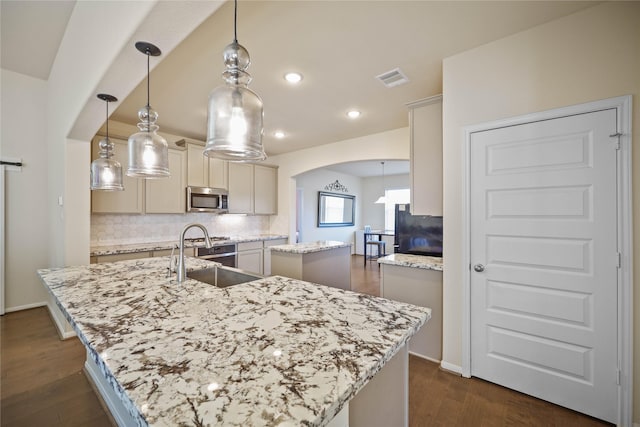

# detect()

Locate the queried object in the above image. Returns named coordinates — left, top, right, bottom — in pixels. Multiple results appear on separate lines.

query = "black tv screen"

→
left=396, top=212, right=443, bottom=257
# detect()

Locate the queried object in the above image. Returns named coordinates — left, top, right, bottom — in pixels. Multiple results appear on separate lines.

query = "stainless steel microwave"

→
left=186, top=186, right=228, bottom=213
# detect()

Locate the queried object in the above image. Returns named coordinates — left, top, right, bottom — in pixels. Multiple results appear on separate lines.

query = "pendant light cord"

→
left=146, top=51, right=150, bottom=126
left=105, top=99, right=109, bottom=139
left=233, top=0, right=238, bottom=43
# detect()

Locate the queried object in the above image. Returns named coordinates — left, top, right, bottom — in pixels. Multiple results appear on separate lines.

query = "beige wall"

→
left=0, top=69, right=49, bottom=311
left=441, top=1, right=639, bottom=422
left=269, top=127, right=410, bottom=241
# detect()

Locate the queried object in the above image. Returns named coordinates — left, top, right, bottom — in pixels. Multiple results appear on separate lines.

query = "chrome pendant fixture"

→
left=204, top=0, right=266, bottom=162
left=127, top=41, right=170, bottom=178
left=90, top=94, right=124, bottom=191
left=375, top=161, right=387, bottom=204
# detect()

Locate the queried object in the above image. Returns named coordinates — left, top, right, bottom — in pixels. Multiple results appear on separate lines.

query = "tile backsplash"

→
left=91, top=213, right=270, bottom=246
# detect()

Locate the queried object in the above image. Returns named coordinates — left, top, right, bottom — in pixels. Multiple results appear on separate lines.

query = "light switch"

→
left=58, top=196, right=63, bottom=206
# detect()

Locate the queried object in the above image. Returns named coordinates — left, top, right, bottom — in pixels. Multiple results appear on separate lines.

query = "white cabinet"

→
left=91, top=137, right=144, bottom=214
left=92, top=136, right=186, bottom=214
left=237, top=241, right=263, bottom=275
left=228, top=163, right=254, bottom=213
left=381, top=264, right=442, bottom=361
left=187, top=143, right=228, bottom=189
left=407, top=95, right=442, bottom=216
left=263, top=238, right=287, bottom=276
left=228, top=163, right=277, bottom=215
left=145, top=148, right=186, bottom=213
left=254, top=165, right=277, bottom=215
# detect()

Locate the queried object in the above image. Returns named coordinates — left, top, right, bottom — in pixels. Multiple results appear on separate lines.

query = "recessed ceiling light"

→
left=347, top=110, right=361, bottom=119
left=274, top=131, right=285, bottom=139
left=284, top=72, right=303, bottom=84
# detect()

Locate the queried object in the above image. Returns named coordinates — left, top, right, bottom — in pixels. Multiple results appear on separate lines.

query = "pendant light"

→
left=127, top=42, right=170, bottom=178
left=204, top=0, right=266, bottom=162
left=90, top=94, right=124, bottom=191
left=375, top=161, right=387, bottom=204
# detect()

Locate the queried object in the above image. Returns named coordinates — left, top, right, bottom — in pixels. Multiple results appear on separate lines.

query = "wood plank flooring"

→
left=0, top=256, right=611, bottom=426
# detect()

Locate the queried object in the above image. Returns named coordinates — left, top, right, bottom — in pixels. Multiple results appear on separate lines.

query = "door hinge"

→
left=610, top=132, right=622, bottom=150
left=616, top=252, right=622, bottom=269
left=616, top=369, right=621, bottom=385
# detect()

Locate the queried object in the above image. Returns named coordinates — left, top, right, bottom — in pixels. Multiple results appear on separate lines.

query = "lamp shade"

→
left=90, top=137, right=124, bottom=191
left=204, top=12, right=266, bottom=161
left=127, top=41, right=170, bottom=178
left=127, top=105, right=170, bottom=178
left=91, top=94, right=123, bottom=191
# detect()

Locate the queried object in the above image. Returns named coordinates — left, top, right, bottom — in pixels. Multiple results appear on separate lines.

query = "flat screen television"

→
left=394, top=204, right=443, bottom=257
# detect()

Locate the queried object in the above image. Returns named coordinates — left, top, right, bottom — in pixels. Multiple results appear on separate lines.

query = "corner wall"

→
left=441, top=2, right=639, bottom=422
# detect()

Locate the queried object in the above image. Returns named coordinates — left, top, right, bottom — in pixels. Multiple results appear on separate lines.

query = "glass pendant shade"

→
left=204, top=7, right=266, bottom=161
left=127, top=105, right=170, bottom=178
left=127, top=41, right=170, bottom=178
left=91, top=137, right=124, bottom=191
left=91, top=94, right=123, bottom=191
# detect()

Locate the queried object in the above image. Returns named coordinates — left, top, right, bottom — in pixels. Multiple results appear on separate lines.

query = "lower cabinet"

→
left=263, top=238, right=287, bottom=276
left=380, top=264, right=442, bottom=361
left=237, top=241, right=263, bottom=275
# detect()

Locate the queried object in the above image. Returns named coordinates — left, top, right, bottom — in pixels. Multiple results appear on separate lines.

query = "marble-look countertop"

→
left=91, top=234, right=288, bottom=257
left=38, top=257, right=429, bottom=426
left=270, top=240, right=351, bottom=254
left=377, top=253, right=443, bottom=271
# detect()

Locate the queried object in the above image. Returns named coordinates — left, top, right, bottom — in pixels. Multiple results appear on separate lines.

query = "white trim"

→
left=46, top=303, right=77, bottom=340
left=408, top=351, right=441, bottom=364
left=461, top=95, right=633, bottom=426
left=84, top=352, right=135, bottom=427
left=4, top=301, right=47, bottom=313
left=406, top=94, right=443, bottom=109
left=440, top=361, right=463, bottom=376
left=1, top=165, right=4, bottom=316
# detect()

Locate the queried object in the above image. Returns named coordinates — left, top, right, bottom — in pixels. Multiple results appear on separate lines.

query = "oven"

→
left=195, top=243, right=237, bottom=268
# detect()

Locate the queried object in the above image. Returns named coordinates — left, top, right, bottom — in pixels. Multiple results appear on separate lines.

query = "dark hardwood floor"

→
left=0, top=256, right=611, bottom=426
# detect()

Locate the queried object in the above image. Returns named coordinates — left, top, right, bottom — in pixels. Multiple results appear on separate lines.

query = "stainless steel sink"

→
left=187, top=265, right=262, bottom=288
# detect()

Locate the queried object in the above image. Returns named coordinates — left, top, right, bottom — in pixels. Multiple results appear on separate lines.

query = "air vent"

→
left=376, top=68, right=409, bottom=88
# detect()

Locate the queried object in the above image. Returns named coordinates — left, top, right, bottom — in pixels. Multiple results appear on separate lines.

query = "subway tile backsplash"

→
left=91, top=213, right=270, bottom=246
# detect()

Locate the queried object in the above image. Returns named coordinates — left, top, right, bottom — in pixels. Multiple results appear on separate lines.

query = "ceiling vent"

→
left=376, top=68, right=409, bottom=88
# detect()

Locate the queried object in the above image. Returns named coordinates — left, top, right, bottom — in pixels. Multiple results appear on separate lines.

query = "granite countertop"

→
left=91, top=234, right=288, bottom=257
left=38, top=257, right=429, bottom=426
left=377, top=253, right=443, bottom=272
left=270, top=240, right=351, bottom=254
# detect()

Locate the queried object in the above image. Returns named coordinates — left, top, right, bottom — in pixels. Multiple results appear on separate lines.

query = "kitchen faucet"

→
left=176, top=223, right=212, bottom=283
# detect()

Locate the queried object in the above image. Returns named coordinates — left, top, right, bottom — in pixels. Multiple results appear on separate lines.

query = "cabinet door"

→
left=208, top=158, right=228, bottom=189
left=409, top=96, right=442, bottom=216
left=237, top=249, right=263, bottom=275
left=145, top=149, right=186, bottom=213
left=91, top=137, right=144, bottom=213
left=228, top=162, right=254, bottom=214
left=254, top=165, right=277, bottom=215
left=187, top=144, right=207, bottom=187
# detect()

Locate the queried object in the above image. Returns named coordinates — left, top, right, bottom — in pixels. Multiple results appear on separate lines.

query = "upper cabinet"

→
left=145, top=148, right=186, bottom=213
left=91, top=136, right=186, bottom=214
left=228, top=163, right=277, bottom=215
left=91, top=137, right=144, bottom=214
left=407, top=95, right=442, bottom=216
left=186, top=143, right=228, bottom=190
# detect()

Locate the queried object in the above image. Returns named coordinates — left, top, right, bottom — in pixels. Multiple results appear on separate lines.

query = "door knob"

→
left=473, top=264, right=485, bottom=272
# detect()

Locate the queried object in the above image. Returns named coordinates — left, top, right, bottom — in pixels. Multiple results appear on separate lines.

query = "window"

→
left=384, top=188, right=410, bottom=230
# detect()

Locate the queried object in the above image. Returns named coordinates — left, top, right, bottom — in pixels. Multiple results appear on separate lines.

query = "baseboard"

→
left=439, top=360, right=463, bottom=376
left=46, top=303, right=77, bottom=340
left=4, top=301, right=47, bottom=313
left=408, top=351, right=441, bottom=364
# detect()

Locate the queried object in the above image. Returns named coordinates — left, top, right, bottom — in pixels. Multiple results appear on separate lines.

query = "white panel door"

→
left=470, top=109, right=618, bottom=423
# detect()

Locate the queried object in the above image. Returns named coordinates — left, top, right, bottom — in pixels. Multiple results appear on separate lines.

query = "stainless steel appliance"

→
left=186, top=186, right=228, bottom=213
left=187, top=237, right=236, bottom=267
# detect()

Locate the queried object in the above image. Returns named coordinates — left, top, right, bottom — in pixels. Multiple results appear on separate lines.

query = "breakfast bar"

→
left=38, top=257, right=429, bottom=427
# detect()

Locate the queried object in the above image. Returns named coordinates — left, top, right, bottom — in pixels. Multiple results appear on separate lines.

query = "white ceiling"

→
left=1, top=0, right=598, bottom=175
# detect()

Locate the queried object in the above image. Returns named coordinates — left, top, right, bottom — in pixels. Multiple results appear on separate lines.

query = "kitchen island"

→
left=38, top=257, right=429, bottom=426
left=270, top=240, right=352, bottom=290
